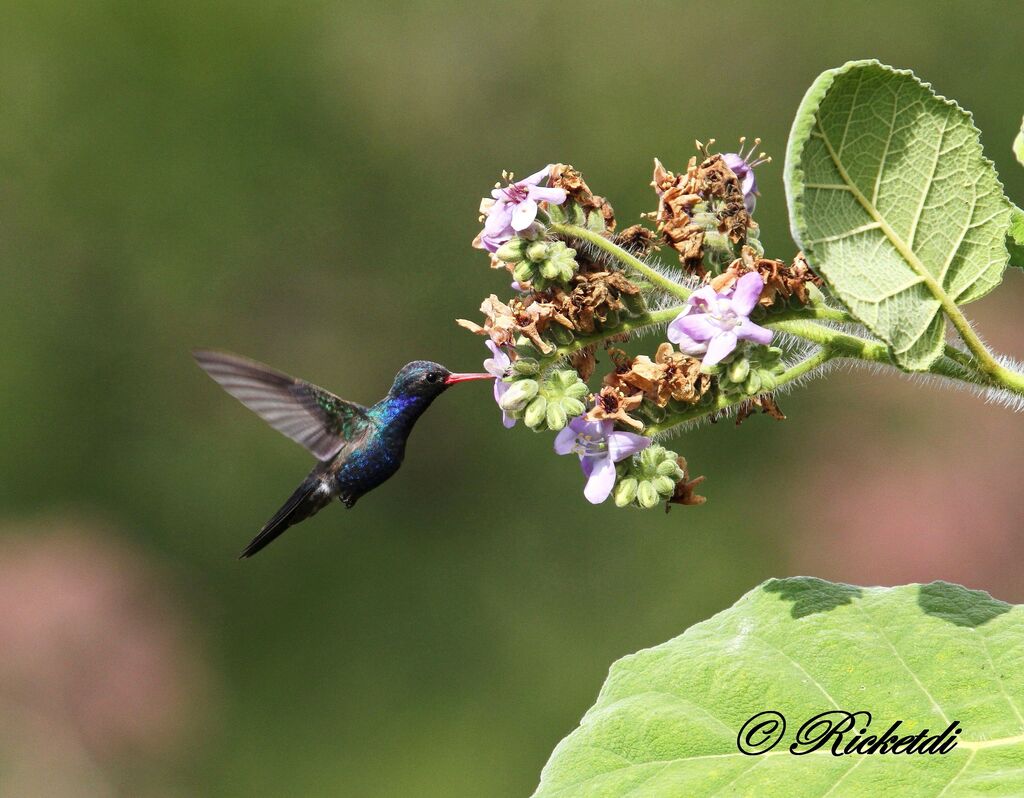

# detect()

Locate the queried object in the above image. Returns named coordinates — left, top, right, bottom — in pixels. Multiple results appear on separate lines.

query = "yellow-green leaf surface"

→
left=533, top=579, right=1024, bottom=797
left=1014, top=117, right=1024, bottom=166
left=785, top=61, right=1011, bottom=370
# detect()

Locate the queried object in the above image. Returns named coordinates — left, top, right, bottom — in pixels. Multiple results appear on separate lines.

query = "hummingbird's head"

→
left=391, top=361, right=491, bottom=399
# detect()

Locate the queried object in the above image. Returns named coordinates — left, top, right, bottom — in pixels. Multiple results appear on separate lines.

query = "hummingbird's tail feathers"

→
left=192, top=349, right=372, bottom=461
left=239, top=478, right=333, bottom=559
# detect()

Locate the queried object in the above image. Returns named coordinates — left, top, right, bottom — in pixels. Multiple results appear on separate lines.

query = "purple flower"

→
left=722, top=138, right=770, bottom=214
left=554, top=416, right=650, bottom=504
left=484, top=341, right=516, bottom=428
left=667, top=272, right=773, bottom=367
left=477, top=166, right=567, bottom=253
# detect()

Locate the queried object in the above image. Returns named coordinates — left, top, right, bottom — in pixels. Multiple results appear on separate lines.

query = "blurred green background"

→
left=1, top=1, right=1022, bottom=795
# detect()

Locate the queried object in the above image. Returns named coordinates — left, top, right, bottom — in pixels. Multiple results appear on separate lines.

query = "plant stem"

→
left=545, top=222, right=1024, bottom=396
left=549, top=222, right=692, bottom=302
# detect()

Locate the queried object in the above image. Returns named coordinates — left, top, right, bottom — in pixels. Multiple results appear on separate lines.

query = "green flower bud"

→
left=744, top=371, right=762, bottom=395
left=549, top=324, right=574, bottom=346
left=539, top=257, right=560, bottom=280
left=621, top=291, right=647, bottom=316
left=638, top=400, right=667, bottom=423
left=511, top=358, right=539, bottom=377
left=728, top=358, right=750, bottom=383
left=656, top=458, right=680, bottom=477
left=495, top=239, right=526, bottom=262
left=513, top=261, right=534, bottom=284
left=499, top=379, right=538, bottom=413
left=523, top=395, right=548, bottom=429
left=614, top=477, right=638, bottom=507
left=545, top=400, right=568, bottom=431
left=637, top=481, right=660, bottom=509
left=560, top=396, right=585, bottom=417
left=514, top=337, right=543, bottom=359
left=586, top=209, right=607, bottom=233
left=653, top=475, right=676, bottom=496
left=601, top=309, right=621, bottom=329
left=525, top=241, right=549, bottom=262
left=552, top=369, right=577, bottom=389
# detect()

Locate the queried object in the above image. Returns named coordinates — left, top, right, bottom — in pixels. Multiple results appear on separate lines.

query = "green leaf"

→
left=533, top=579, right=1024, bottom=797
left=785, top=61, right=1011, bottom=371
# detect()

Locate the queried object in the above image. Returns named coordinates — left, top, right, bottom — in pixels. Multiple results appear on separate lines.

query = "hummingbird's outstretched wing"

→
left=193, top=349, right=372, bottom=461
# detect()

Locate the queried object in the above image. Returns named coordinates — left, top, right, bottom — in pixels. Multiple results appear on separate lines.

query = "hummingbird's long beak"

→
left=445, top=372, right=492, bottom=385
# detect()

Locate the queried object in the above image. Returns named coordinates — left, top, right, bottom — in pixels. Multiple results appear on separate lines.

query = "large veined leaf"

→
left=533, top=579, right=1024, bottom=797
left=785, top=61, right=1011, bottom=370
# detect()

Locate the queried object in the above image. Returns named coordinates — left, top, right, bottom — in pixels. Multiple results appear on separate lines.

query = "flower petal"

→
left=553, top=427, right=578, bottom=455
left=666, top=321, right=708, bottom=356
left=731, top=272, right=765, bottom=316
left=688, top=285, right=718, bottom=310
left=527, top=186, right=567, bottom=205
left=483, top=340, right=510, bottom=376
left=607, top=431, right=651, bottom=462
left=670, top=312, right=720, bottom=342
left=502, top=411, right=517, bottom=429
left=702, top=331, right=738, bottom=367
left=510, top=198, right=539, bottom=231
left=483, top=202, right=513, bottom=235
left=583, top=455, right=616, bottom=504
left=722, top=153, right=748, bottom=178
left=519, top=165, right=551, bottom=186
left=737, top=320, right=774, bottom=346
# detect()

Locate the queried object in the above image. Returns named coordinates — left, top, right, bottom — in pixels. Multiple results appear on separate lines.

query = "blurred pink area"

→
left=793, top=291, right=1024, bottom=602
left=0, top=519, right=208, bottom=796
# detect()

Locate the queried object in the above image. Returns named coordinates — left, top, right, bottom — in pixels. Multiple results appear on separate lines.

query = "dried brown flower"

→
left=569, top=346, right=597, bottom=382
left=549, top=163, right=616, bottom=231
left=586, top=385, right=645, bottom=431
left=456, top=294, right=557, bottom=353
left=735, top=395, right=786, bottom=425
left=543, top=270, right=640, bottom=334
left=610, top=343, right=709, bottom=407
left=665, top=457, right=707, bottom=511
left=711, top=246, right=823, bottom=309
left=650, top=157, right=705, bottom=272
left=614, top=224, right=657, bottom=257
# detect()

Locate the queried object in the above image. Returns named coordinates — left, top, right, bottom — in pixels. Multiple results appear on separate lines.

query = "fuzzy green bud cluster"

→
left=614, top=444, right=686, bottom=509
left=495, top=237, right=578, bottom=290
left=708, top=344, right=786, bottom=397
left=497, top=362, right=587, bottom=432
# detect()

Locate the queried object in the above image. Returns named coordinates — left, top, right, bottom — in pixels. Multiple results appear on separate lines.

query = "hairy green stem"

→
left=549, top=222, right=692, bottom=301
left=547, top=222, right=1024, bottom=396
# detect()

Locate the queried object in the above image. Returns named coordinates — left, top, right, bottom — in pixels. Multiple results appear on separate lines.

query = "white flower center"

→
left=708, top=298, right=741, bottom=330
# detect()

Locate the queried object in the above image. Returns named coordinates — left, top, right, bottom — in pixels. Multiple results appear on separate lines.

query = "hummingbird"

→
left=193, top=350, right=492, bottom=558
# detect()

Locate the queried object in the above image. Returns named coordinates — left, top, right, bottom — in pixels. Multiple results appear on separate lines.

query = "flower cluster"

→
left=459, top=144, right=822, bottom=510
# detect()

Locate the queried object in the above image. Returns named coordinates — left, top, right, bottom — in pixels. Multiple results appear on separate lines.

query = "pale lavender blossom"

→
left=477, top=166, right=567, bottom=252
left=667, top=272, right=773, bottom=367
left=554, top=417, right=650, bottom=504
left=722, top=138, right=770, bottom=214
left=484, top=341, right=516, bottom=428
